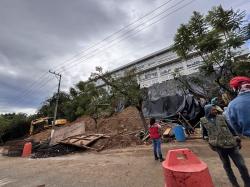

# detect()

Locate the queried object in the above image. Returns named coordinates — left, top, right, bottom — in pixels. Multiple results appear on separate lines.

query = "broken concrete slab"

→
left=50, top=122, right=85, bottom=146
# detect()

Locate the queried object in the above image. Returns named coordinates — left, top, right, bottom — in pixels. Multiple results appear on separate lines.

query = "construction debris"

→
left=27, top=129, right=51, bottom=143
left=163, top=127, right=172, bottom=136
left=31, top=143, right=79, bottom=158
left=1, top=107, right=202, bottom=158
left=50, top=121, right=85, bottom=145
left=60, top=134, right=109, bottom=151
left=1, top=140, right=29, bottom=157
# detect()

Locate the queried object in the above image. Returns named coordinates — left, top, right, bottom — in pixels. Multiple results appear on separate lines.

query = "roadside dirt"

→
left=1, top=139, right=250, bottom=187
left=1, top=107, right=146, bottom=158
left=82, top=106, right=145, bottom=134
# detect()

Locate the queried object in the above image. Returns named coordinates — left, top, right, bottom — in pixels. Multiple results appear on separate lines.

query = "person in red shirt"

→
left=149, top=118, right=164, bottom=162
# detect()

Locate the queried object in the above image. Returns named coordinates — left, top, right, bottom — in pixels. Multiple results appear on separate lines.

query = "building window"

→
left=175, top=66, right=184, bottom=71
left=137, top=64, right=144, bottom=70
left=160, top=69, right=171, bottom=75
left=187, top=61, right=203, bottom=68
left=147, top=61, right=156, bottom=67
left=144, top=71, right=157, bottom=80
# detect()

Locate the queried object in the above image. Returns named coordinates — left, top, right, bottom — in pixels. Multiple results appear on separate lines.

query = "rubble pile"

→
left=32, top=143, right=79, bottom=158
left=97, top=110, right=143, bottom=133
left=74, top=116, right=96, bottom=132
left=28, top=129, right=52, bottom=143
left=96, top=107, right=145, bottom=148
left=2, top=139, right=28, bottom=156
left=1, top=107, right=146, bottom=158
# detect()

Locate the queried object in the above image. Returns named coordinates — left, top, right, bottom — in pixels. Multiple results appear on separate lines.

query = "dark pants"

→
left=217, top=147, right=250, bottom=187
left=202, top=125, right=208, bottom=138
left=152, top=138, right=163, bottom=159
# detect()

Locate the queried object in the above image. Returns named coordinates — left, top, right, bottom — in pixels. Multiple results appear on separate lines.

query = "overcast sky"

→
left=0, top=0, right=249, bottom=114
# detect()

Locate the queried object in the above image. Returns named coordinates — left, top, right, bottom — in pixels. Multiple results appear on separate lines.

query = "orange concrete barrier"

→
left=162, top=148, right=214, bottom=187
left=22, top=142, right=32, bottom=157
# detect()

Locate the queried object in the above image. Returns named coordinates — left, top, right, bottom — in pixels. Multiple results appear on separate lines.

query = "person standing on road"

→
left=200, top=104, right=250, bottom=187
left=149, top=118, right=164, bottom=162
left=226, top=76, right=250, bottom=137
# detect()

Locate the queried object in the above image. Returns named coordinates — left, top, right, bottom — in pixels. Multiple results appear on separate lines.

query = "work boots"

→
left=154, top=153, right=159, bottom=161
left=154, top=154, right=165, bottom=162
left=159, top=154, right=165, bottom=162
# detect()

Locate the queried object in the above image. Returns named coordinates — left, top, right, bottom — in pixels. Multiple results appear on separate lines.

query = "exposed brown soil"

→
left=79, top=106, right=145, bottom=134
left=73, top=107, right=146, bottom=150
left=27, top=129, right=52, bottom=143
left=3, top=107, right=146, bottom=157
left=98, top=107, right=143, bottom=133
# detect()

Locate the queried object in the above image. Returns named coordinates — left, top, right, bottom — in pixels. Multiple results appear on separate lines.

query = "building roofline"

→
left=108, top=45, right=174, bottom=74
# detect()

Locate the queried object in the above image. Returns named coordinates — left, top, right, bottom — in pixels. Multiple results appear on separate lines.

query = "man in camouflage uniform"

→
left=200, top=104, right=250, bottom=187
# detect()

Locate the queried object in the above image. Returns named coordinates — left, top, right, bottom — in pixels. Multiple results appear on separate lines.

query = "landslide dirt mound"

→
left=97, top=107, right=144, bottom=134
left=76, top=107, right=146, bottom=150
left=95, top=107, right=146, bottom=149
left=75, top=107, right=145, bottom=134
left=73, top=116, right=96, bottom=132
left=91, top=133, right=144, bottom=150
left=27, top=129, right=52, bottom=143
left=3, top=107, right=146, bottom=158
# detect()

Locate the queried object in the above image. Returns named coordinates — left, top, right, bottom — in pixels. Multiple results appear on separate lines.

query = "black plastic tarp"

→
left=143, top=94, right=202, bottom=120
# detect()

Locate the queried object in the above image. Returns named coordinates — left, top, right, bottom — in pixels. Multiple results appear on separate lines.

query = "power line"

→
left=12, top=76, right=55, bottom=106
left=13, top=0, right=194, bottom=108
left=12, top=37, right=164, bottom=107
left=15, top=72, right=50, bottom=101
left=49, top=70, right=62, bottom=127
left=12, top=0, right=177, bottom=105
left=54, top=0, right=187, bottom=73
left=50, top=0, right=175, bottom=71
left=59, top=37, right=168, bottom=76
left=58, top=0, right=194, bottom=73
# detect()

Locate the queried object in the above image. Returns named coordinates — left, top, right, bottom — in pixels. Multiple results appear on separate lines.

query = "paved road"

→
left=0, top=139, right=250, bottom=187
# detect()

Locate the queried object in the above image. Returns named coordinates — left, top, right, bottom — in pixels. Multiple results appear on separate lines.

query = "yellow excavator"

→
left=29, top=117, right=68, bottom=135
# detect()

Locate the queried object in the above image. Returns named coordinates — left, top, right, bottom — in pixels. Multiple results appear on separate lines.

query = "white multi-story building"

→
left=95, top=45, right=203, bottom=88
left=95, top=44, right=249, bottom=88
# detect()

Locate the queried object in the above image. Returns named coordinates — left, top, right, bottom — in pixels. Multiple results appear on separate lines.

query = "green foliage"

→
left=0, top=113, right=30, bottom=142
left=232, top=55, right=250, bottom=76
left=174, top=5, right=249, bottom=94
left=174, top=24, right=193, bottom=59
left=206, top=6, right=245, bottom=32
left=37, top=80, right=112, bottom=125
left=38, top=91, right=71, bottom=119
left=91, top=68, right=143, bottom=108
left=73, top=81, right=112, bottom=122
left=91, top=67, right=148, bottom=130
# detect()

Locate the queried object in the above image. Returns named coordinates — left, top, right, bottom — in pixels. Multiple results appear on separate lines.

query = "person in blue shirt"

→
left=227, top=76, right=250, bottom=137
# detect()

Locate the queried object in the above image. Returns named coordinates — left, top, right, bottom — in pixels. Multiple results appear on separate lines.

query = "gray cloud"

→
left=0, top=0, right=249, bottom=114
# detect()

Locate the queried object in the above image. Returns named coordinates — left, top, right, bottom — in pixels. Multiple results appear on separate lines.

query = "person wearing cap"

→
left=149, top=118, right=164, bottom=162
left=200, top=104, right=250, bottom=187
left=227, top=76, right=250, bottom=137
left=211, top=97, right=224, bottom=113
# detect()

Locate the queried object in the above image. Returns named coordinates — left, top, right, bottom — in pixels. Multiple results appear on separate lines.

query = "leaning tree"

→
left=174, top=6, right=250, bottom=95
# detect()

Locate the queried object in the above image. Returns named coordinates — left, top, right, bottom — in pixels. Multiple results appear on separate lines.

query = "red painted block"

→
left=22, top=142, right=32, bottom=157
left=162, top=148, right=214, bottom=187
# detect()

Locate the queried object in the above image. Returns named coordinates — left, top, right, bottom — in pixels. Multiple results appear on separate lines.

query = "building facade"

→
left=95, top=46, right=202, bottom=88
left=95, top=45, right=249, bottom=88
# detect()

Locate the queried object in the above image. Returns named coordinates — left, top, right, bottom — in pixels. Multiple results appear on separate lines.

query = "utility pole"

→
left=49, top=70, right=62, bottom=129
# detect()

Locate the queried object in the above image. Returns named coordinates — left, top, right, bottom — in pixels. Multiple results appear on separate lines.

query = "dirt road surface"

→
left=1, top=139, right=250, bottom=187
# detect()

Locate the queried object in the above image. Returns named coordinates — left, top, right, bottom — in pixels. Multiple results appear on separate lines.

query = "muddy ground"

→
left=0, top=139, right=250, bottom=187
